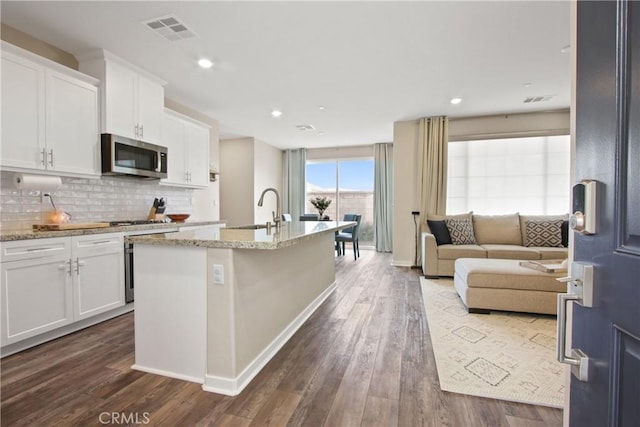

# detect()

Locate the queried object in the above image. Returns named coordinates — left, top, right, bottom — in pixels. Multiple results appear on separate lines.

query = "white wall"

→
left=220, top=138, right=283, bottom=226
left=392, top=110, right=571, bottom=267
left=392, top=120, right=421, bottom=266
left=253, top=140, right=283, bottom=224
left=220, top=138, right=255, bottom=226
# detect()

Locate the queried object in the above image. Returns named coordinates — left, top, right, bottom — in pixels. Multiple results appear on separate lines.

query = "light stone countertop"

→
left=127, top=221, right=357, bottom=250
left=0, top=220, right=226, bottom=241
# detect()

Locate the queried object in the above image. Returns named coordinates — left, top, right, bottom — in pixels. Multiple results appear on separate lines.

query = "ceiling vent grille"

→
left=143, top=15, right=196, bottom=41
left=296, top=124, right=316, bottom=131
left=523, top=95, right=554, bottom=104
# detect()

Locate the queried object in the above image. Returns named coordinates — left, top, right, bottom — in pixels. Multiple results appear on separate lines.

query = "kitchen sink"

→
left=230, top=224, right=268, bottom=230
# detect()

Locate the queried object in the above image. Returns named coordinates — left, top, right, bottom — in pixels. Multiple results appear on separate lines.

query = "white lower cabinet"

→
left=72, top=234, right=125, bottom=321
left=1, top=238, right=73, bottom=346
left=0, top=233, right=125, bottom=347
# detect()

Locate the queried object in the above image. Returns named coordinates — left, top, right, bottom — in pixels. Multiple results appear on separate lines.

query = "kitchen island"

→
left=127, top=220, right=355, bottom=396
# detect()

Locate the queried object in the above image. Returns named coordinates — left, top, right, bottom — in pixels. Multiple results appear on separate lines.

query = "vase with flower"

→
left=309, top=196, right=332, bottom=220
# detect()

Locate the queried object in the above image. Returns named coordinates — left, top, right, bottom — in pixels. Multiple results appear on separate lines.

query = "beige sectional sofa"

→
left=421, top=212, right=568, bottom=277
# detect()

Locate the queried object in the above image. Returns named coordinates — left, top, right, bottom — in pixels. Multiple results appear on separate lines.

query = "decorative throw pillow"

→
left=561, top=220, right=569, bottom=247
left=525, top=219, right=564, bottom=247
left=445, top=218, right=477, bottom=245
left=427, top=220, right=452, bottom=245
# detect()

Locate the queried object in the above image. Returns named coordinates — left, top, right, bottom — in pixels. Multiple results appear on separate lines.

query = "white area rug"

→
left=420, top=277, right=564, bottom=408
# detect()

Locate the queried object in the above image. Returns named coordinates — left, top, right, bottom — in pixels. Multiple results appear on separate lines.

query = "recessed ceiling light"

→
left=197, top=58, right=213, bottom=69
left=450, top=97, right=462, bottom=105
left=523, top=82, right=532, bottom=88
left=271, top=110, right=283, bottom=118
left=318, top=106, right=326, bottom=110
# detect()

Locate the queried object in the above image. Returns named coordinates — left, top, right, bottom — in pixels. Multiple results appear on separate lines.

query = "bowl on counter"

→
left=166, top=213, right=191, bottom=223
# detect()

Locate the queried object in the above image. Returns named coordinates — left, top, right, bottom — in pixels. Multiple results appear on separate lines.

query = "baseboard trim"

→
left=202, top=281, right=337, bottom=396
left=131, top=364, right=203, bottom=384
left=391, top=260, right=414, bottom=267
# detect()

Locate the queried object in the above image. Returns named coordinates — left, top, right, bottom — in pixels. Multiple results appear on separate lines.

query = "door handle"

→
left=555, top=263, right=594, bottom=382
left=556, top=293, right=589, bottom=381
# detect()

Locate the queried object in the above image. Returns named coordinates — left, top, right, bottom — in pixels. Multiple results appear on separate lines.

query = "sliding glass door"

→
left=306, top=159, right=374, bottom=247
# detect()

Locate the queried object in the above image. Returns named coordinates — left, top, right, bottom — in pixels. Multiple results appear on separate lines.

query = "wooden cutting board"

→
left=33, top=223, right=111, bottom=231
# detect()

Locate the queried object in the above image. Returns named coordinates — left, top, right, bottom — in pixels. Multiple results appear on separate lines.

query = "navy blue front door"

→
left=572, top=1, right=640, bottom=425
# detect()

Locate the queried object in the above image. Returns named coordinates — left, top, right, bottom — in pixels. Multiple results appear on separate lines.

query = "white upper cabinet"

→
left=78, top=49, right=166, bottom=144
left=161, top=109, right=210, bottom=189
left=1, top=42, right=99, bottom=176
left=46, top=70, right=100, bottom=176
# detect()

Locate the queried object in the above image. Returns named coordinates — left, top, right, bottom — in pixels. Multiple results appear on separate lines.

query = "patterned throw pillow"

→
left=525, top=219, right=564, bottom=247
left=445, top=218, right=477, bottom=245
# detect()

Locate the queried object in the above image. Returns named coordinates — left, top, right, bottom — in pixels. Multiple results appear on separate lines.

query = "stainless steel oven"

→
left=124, top=241, right=135, bottom=303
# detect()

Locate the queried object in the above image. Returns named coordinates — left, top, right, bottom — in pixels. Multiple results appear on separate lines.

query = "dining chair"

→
left=335, top=214, right=361, bottom=260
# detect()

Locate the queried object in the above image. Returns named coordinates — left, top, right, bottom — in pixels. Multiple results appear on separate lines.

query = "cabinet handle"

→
left=48, top=149, right=54, bottom=168
left=135, top=124, right=139, bottom=138
left=89, top=240, right=113, bottom=245
left=40, top=148, right=46, bottom=166
left=59, top=260, right=71, bottom=275
left=75, top=257, right=86, bottom=274
left=140, top=124, right=144, bottom=138
left=26, top=247, right=49, bottom=252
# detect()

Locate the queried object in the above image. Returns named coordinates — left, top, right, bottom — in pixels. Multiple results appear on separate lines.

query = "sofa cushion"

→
left=519, top=214, right=568, bottom=245
left=480, top=244, right=541, bottom=260
left=437, top=244, right=486, bottom=260
left=524, top=219, right=564, bottom=247
left=427, top=220, right=452, bottom=245
left=454, top=258, right=567, bottom=292
left=473, top=213, right=522, bottom=245
left=427, top=211, right=472, bottom=222
left=535, top=247, right=569, bottom=260
left=445, top=218, right=477, bottom=245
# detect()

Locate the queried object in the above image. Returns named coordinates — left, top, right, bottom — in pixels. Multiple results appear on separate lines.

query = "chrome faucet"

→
left=257, top=188, right=281, bottom=229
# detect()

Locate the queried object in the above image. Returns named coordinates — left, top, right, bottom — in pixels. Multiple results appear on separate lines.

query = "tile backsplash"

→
left=0, top=171, right=194, bottom=231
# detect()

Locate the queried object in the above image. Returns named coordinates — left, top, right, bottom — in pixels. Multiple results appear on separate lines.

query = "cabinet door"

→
left=136, top=74, right=164, bottom=144
left=46, top=70, right=99, bottom=176
left=104, top=61, right=137, bottom=139
left=72, top=234, right=124, bottom=321
left=185, top=123, right=210, bottom=188
left=1, top=244, right=73, bottom=346
left=0, top=52, right=46, bottom=170
left=162, top=113, right=187, bottom=185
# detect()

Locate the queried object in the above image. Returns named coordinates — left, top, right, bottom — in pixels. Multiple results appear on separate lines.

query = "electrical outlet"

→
left=212, top=264, right=224, bottom=285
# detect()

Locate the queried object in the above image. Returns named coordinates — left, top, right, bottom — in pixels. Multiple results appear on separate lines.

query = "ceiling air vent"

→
left=296, top=124, right=316, bottom=131
left=143, top=15, right=196, bottom=41
left=523, top=95, right=554, bottom=104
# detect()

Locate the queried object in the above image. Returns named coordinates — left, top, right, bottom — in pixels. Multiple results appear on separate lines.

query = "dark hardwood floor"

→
left=1, top=250, right=563, bottom=426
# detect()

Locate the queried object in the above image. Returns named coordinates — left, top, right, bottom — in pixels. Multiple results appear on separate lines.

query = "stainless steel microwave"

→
left=101, top=134, right=168, bottom=179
